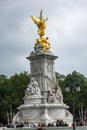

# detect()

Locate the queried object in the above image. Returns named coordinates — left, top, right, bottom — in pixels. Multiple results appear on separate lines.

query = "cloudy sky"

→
left=0, top=0, right=87, bottom=77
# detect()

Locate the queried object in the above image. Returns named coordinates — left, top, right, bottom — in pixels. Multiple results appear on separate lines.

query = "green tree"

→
left=60, top=71, right=87, bottom=116
left=0, top=75, right=10, bottom=124
left=0, top=72, right=30, bottom=124
left=8, top=71, right=30, bottom=112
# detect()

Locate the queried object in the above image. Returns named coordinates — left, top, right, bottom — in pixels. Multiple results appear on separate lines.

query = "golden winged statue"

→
left=31, top=10, right=50, bottom=51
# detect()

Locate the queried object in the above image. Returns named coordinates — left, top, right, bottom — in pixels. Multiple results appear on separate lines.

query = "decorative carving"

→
left=32, top=68, right=42, bottom=75
left=48, top=86, right=63, bottom=104
left=25, top=78, right=41, bottom=96
left=66, top=110, right=73, bottom=118
left=45, top=75, right=63, bottom=104
left=47, top=61, right=52, bottom=73
left=35, top=37, right=50, bottom=51
left=48, top=89, right=57, bottom=103
left=55, top=85, right=63, bottom=104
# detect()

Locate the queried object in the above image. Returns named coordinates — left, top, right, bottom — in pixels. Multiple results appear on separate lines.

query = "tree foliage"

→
left=0, top=72, right=29, bottom=124
left=56, top=71, right=87, bottom=116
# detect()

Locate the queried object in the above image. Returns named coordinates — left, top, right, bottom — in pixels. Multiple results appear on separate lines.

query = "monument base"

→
left=13, top=103, right=72, bottom=126
left=12, top=49, right=73, bottom=126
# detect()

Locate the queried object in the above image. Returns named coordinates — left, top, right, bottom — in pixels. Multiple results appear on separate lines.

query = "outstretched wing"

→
left=31, top=16, right=40, bottom=25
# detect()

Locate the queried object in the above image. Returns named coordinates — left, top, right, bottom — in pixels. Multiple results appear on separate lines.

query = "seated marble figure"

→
left=25, top=78, right=40, bottom=96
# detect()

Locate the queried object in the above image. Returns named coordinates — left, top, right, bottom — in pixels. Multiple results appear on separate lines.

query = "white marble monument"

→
left=13, top=10, right=72, bottom=126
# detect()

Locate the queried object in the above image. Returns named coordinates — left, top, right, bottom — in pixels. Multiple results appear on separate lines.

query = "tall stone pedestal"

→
left=13, top=47, right=72, bottom=126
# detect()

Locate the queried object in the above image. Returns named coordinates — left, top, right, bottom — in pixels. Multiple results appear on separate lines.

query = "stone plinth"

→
left=13, top=49, right=72, bottom=126
left=24, top=95, right=42, bottom=105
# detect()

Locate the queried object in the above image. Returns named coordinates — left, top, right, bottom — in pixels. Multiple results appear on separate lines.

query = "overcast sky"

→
left=0, top=0, right=87, bottom=77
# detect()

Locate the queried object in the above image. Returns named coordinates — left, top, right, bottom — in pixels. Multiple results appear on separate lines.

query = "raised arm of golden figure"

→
left=31, top=10, right=48, bottom=36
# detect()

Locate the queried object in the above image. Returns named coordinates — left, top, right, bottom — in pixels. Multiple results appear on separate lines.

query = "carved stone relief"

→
left=47, top=60, right=52, bottom=73
left=32, top=68, right=42, bottom=75
left=25, top=78, right=41, bottom=97
left=46, top=77, right=64, bottom=104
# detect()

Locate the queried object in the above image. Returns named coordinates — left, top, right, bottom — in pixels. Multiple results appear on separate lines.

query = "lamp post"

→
left=65, top=80, right=80, bottom=130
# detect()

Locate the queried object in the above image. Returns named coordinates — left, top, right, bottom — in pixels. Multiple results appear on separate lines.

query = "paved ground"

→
left=1, top=126, right=87, bottom=130
left=0, top=127, right=3, bottom=130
